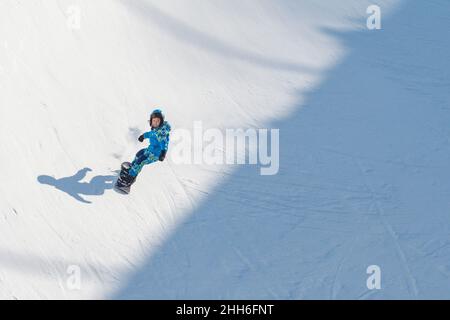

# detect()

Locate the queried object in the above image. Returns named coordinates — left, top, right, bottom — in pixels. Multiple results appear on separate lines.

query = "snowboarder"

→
left=115, top=109, right=171, bottom=193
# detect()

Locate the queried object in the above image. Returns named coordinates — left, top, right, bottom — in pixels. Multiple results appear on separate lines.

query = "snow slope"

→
left=1, top=0, right=450, bottom=299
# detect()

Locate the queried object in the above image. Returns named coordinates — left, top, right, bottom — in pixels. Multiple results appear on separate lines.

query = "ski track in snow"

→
left=355, top=158, right=419, bottom=298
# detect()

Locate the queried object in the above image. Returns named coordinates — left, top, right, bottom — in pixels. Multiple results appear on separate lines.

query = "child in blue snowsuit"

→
left=128, top=109, right=171, bottom=179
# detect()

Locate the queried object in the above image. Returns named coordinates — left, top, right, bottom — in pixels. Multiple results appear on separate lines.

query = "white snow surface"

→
left=1, top=0, right=450, bottom=299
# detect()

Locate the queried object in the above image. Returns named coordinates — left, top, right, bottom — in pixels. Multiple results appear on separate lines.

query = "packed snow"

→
left=0, top=0, right=449, bottom=299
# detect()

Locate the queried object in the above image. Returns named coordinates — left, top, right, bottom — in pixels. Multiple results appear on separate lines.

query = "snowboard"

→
left=115, top=162, right=134, bottom=194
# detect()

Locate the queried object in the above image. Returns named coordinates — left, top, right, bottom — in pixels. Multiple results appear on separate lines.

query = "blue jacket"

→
left=143, top=121, right=171, bottom=156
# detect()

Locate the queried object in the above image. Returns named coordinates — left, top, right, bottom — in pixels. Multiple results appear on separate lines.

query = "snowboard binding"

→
left=115, top=162, right=136, bottom=194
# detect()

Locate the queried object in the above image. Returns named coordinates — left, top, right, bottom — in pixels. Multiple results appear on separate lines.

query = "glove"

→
left=159, top=150, right=167, bottom=162
left=138, top=134, right=145, bottom=142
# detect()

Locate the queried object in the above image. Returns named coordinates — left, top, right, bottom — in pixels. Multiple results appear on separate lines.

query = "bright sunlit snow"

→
left=0, top=0, right=449, bottom=299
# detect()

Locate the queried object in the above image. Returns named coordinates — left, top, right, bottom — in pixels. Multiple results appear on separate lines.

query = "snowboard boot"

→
left=121, top=162, right=131, bottom=174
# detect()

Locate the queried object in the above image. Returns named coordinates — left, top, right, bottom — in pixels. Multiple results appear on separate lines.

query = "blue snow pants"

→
left=128, top=149, right=159, bottom=177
